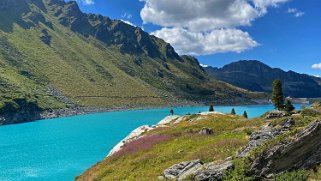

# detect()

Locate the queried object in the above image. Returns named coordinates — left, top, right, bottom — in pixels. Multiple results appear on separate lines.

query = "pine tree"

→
left=231, top=108, right=236, bottom=115
left=209, top=105, right=214, bottom=112
left=243, top=111, right=248, bottom=118
left=272, top=80, right=285, bottom=110
left=284, top=99, right=295, bottom=113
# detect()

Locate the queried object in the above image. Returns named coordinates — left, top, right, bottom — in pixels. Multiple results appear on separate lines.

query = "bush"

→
left=275, top=170, right=309, bottom=181
left=301, top=107, right=321, bottom=117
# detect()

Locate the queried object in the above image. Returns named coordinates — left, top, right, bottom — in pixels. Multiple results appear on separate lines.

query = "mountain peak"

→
left=222, top=60, right=271, bottom=70
left=205, top=60, right=321, bottom=97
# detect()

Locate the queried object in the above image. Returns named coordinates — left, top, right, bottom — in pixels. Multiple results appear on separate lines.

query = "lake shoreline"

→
left=0, top=99, right=270, bottom=126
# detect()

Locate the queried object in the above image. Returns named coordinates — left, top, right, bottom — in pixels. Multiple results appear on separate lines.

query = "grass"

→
left=77, top=114, right=265, bottom=181
left=77, top=107, right=321, bottom=181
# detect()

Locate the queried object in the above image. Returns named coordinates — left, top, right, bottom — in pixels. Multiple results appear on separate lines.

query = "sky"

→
left=71, top=0, right=321, bottom=77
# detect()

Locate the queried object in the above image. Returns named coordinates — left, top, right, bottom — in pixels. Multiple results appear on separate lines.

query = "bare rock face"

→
left=251, top=120, right=321, bottom=177
left=238, top=122, right=286, bottom=157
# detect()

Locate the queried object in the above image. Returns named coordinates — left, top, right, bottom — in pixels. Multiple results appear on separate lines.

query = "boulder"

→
left=199, top=127, right=214, bottom=135
left=194, top=160, right=234, bottom=181
left=265, top=111, right=286, bottom=119
left=163, top=160, right=203, bottom=180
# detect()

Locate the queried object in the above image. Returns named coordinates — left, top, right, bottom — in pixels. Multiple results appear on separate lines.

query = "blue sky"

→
left=72, top=0, right=321, bottom=76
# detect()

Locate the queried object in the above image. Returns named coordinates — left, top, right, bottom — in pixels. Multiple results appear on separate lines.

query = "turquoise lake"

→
left=0, top=104, right=306, bottom=181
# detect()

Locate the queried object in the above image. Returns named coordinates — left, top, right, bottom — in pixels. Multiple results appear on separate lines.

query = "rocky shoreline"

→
left=0, top=103, right=201, bottom=126
left=0, top=99, right=269, bottom=126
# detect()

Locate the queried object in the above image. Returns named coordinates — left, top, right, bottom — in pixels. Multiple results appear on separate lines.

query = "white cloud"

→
left=287, top=8, right=305, bottom=17
left=312, top=63, right=321, bottom=70
left=140, top=0, right=289, bottom=31
left=140, top=0, right=289, bottom=55
left=78, top=0, right=94, bottom=5
left=252, top=0, right=289, bottom=13
left=200, top=64, right=209, bottom=68
left=152, top=28, right=258, bottom=55
left=122, top=12, right=133, bottom=19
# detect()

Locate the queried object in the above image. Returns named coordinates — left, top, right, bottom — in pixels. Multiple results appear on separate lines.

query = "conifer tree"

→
left=284, top=99, right=295, bottom=113
left=243, top=111, right=248, bottom=118
left=272, top=80, right=285, bottom=110
left=209, top=105, right=214, bottom=112
left=231, top=108, right=236, bottom=115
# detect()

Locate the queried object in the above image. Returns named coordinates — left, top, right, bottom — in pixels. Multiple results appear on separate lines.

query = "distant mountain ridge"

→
left=205, top=60, right=321, bottom=98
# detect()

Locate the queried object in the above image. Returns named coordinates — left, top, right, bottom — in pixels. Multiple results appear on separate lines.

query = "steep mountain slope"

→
left=205, top=60, right=321, bottom=98
left=0, top=0, right=261, bottom=118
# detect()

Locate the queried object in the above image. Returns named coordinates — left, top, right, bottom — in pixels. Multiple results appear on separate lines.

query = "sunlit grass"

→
left=77, top=114, right=265, bottom=181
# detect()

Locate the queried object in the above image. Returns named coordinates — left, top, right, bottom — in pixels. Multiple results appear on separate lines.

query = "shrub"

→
left=301, top=107, right=321, bottom=117
left=275, top=170, right=309, bottom=181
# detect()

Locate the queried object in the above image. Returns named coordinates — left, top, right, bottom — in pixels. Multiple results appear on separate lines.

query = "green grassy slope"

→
left=0, top=0, right=263, bottom=114
left=77, top=106, right=321, bottom=181
left=77, top=114, right=265, bottom=180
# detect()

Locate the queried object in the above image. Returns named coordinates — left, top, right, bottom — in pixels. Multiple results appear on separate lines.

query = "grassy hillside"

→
left=77, top=114, right=265, bottom=180
left=77, top=105, right=321, bottom=181
left=0, top=0, right=263, bottom=116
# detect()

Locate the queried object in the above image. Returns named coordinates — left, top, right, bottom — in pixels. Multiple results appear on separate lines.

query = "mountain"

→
left=0, top=0, right=262, bottom=123
left=204, top=60, right=321, bottom=98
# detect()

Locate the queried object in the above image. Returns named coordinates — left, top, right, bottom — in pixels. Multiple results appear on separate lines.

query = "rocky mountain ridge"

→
left=0, top=0, right=263, bottom=125
left=205, top=60, right=321, bottom=98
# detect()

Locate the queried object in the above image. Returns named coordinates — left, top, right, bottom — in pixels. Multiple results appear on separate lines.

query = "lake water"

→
left=0, top=104, right=306, bottom=181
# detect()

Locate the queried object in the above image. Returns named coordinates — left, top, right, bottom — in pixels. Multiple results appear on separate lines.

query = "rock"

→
left=163, top=160, right=203, bottom=180
left=199, top=127, right=214, bottom=135
left=163, top=158, right=234, bottom=181
left=250, top=120, right=321, bottom=177
left=265, top=111, right=286, bottom=119
left=107, top=125, right=153, bottom=157
left=157, top=116, right=180, bottom=125
left=282, top=117, right=295, bottom=129
left=194, top=160, right=234, bottom=181
left=238, top=123, right=283, bottom=157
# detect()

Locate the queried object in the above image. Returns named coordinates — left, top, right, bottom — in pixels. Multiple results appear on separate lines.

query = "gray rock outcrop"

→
left=163, top=158, right=234, bottom=181
left=162, top=118, right=321, bottom=180
left=163, top=160, right=203, bottom=180
left=250, top=120, right=321, bottom=178
left=194, top=159, right=234, bottom=181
